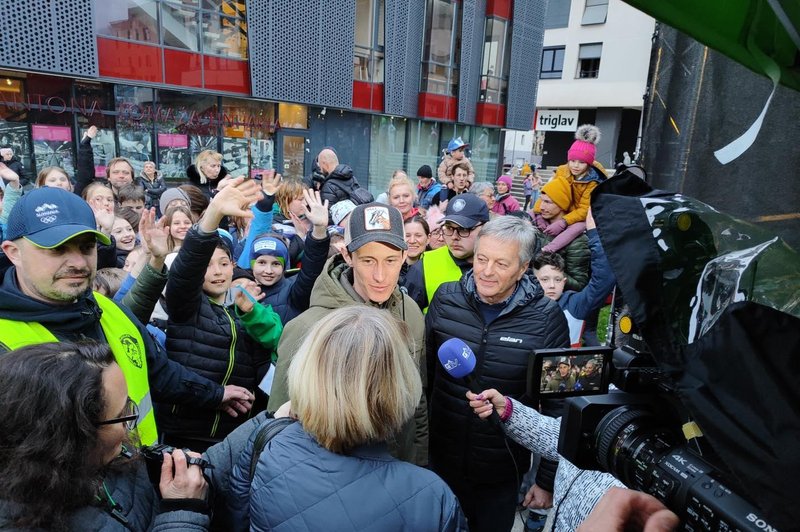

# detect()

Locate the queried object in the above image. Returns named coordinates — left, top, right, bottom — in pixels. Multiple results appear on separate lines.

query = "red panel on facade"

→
left=164, top=49, right=203, bottom=88
left=418, top=93, right=457, bottom=122
left=97, top=38, right=162, bottom=83
left=370, top=83, right=385, bottom=112
left=475, top=102, right=506, bottom=127
left=203, top=56, right=250, bottom=94
left=486, top=0, right=513, bottom=19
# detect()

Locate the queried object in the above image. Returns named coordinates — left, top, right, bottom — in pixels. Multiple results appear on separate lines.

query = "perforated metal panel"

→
left=247, top=0, right=354, bottom=108
left=506, top=0, right=546, bottom=130
left=458, top=0, right=486, bottom=124
left=385, top=0, right=425, bottom=116
left=0, top=0, right=97, bottom=77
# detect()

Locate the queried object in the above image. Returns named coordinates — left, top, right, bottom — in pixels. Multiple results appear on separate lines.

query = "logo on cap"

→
left=35, top=203, right=60, bottom=224
left=254, top=239, right=278, bottom=253
left=364, top=206, right=391, bottom=230
left=452, top=198, right=466, bottom=212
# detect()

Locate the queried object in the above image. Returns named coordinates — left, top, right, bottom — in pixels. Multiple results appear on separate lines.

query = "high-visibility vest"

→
left=422, top=246, right=464, bottom=313
left=0, top=292, right=158, bottom=445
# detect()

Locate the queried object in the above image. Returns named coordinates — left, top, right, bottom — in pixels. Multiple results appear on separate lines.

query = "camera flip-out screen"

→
left=527, top=346, right=612, bottom=400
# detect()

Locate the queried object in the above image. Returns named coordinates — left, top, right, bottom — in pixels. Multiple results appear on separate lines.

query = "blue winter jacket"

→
left=227, top=420, right=467, bottom=532
left=559, top=229, right=616, bottom=321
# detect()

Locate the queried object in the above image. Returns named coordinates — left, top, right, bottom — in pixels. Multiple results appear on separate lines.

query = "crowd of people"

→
left=0, top=125, right=681, bottom=531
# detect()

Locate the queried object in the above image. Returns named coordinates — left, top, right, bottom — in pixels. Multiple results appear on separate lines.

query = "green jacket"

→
left=267, top=255, right=429, bottom=466
left=121, top=262, right=168, bottom=325
left=540, top=232, right=590, bottom=292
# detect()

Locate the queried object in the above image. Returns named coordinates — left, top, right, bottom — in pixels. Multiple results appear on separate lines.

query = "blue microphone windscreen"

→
left=437, top=338, right=476, bottom=379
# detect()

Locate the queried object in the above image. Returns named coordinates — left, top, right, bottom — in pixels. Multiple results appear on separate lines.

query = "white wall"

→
left=536, top=0, right=655, bottom=109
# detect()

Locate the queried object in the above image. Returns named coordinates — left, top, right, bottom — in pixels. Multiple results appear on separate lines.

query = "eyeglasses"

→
left=96, top=397, right=139, bottom=431
left=441, top=224, right=480, bottom=238
left=430, top=228, right=445, bottom=239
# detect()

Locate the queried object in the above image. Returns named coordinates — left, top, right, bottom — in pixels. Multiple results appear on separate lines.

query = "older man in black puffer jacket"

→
left=426, top=216, right=569, bottom=532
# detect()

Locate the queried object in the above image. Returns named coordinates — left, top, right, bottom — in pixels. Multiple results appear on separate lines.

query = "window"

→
left=479, top=17, right=512, bottom=104
left=577, top=43, right=602, bottom=78
left=420, top=0, right=461, bottom=96
left=540, top=46, right=565, bottom=79
left=544, top=0, right=571, bottom=29
left=581, top=0, right=608, bottom=25
left=354, top=0, right=385, bottom=83
left=94, top=1, right=248, bottom=59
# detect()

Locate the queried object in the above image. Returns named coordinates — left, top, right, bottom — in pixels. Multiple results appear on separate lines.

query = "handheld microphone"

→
left=437, top=338, right=503, bottom=430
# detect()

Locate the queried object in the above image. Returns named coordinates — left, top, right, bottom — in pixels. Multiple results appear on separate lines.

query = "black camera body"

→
left=140, top=443, right=212, bottom=487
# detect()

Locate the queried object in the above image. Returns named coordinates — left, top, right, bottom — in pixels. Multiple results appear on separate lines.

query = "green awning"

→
left=623, top=0, right=800, bottom=92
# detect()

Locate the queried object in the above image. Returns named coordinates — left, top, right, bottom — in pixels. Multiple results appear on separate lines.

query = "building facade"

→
left=504, top=0, right=654, bottom=170
left=0, top=0, right=546, bottom=193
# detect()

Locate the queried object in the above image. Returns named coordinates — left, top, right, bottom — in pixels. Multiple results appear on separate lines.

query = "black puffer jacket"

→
left=320, top=164, right=359, bottom=207
left=159, top=227, right=281, bottom=445
left=425, top=271, right=569, bottom=486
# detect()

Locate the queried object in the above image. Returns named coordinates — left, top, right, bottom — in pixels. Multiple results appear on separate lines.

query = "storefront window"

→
left=278, top=103, right=308, bottom=129
left=368, top=116, right=407, bottom=194
left=406, top=119, right=442, bottom=179
left=75, top=82, right=118, bottom=177
left=222, top=97, right=276, bottom=177
left=420, top=0, right=461, bottom=96
left=467, top=127, right=501, bottom=181
left=479, top=17, right=512, bottom=104
left=116, top=85, right=156, bottom=175
left=95, top=0, right=159, bottom=44
left=354, top=0, right=385, bottom=83
left=0, top=73, right=32, bottom=174
left=155, top=89, right=218, bottom=178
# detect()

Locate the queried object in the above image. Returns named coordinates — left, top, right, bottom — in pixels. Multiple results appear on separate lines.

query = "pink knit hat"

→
left=496, top=175, right=513, bottom=188
left=567, top=124, right=601, bottom=164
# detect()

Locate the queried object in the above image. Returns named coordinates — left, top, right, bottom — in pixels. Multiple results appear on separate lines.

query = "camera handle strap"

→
left=249, top=417, right=297, bottom=480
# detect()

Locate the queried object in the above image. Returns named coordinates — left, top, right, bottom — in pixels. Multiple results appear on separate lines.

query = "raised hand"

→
left=94, top=208, right=115, bottom=236
left=302, top=188, right=330, bottom=239
left=261, top=170, right=282, bottom=196
left=234, top=279, right=265, bottom=313
left=139, top=207, right=170, bottom=259
left=85, top=125, right=98, bottom=140
left=200, top=176, right=260, bottom=231
left=0, top=162, right=20, bottom=189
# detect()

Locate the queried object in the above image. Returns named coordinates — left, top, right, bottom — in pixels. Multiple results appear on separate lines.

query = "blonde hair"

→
left=275, top=178, right=306, bottom=217
left=287, top=306, right=421, bottom=453
left=388, top=175, right=415, bottom=197
left=195, top=150, right=222, bottom=183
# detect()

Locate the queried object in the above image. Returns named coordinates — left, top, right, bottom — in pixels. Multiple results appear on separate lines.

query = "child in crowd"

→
left=158, top=177, right=282, bottom=451
left=492, top=175, right=521, bottom=214
left=117, top=184, right=146, bottom=214
left=533, top=124, right=607, bottom=236
left=110, top=216, right=137, bottom=267
left=35, top=166, right=73, bottom=192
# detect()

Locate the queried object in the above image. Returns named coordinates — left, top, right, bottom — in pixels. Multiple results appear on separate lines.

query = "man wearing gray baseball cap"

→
left=268, top=202, right=428, bottom=467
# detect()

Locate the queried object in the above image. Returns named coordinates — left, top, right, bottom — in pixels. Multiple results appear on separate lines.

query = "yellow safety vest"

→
left=0, top=292, right=158, bottom=445
left=422, top=246, right=464, bottom=313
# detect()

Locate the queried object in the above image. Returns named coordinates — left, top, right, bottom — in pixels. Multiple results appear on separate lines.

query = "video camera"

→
left=524, top=168, right=798, bottom=530
left=139, top=443, right=213, bottom=487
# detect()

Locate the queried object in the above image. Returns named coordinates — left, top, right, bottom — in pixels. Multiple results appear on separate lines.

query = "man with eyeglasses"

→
left=0, top=186, right=258, bottom=446
left=403, top=193, right=490, bottom=312
left=424, top=215, right=569, bottom=532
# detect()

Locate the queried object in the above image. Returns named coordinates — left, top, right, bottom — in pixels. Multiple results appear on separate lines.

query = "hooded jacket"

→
left=267, top=254, right=429, bottom=466
left=0, top=265, right=224, bottom=409
left=533, top=162, right=607, bottom=226
left=491, top=192, right=521, bottom=215
left=425, top=271, right=569, bottom=486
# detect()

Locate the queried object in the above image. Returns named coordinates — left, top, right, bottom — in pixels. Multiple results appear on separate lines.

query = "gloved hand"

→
left=543, top=219, right=567, bottom=237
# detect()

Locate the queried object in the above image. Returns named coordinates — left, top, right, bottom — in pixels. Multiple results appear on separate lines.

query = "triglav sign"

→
left=534, top=110, right=579, bottom=132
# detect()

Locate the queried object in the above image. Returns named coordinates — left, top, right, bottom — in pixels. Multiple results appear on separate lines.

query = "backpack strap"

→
left=249, top=417, right=297, bottom=479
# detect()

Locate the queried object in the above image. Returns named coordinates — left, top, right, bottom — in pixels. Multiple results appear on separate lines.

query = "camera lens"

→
left=593, top=406, right=678, bottom=489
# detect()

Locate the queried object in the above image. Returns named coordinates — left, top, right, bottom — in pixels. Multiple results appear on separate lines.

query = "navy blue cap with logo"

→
left=5, top=187, right=111, bottom=248
left=443, top=194, right=490, bottom=229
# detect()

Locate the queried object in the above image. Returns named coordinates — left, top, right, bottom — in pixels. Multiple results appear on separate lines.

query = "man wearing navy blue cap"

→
left=403, top=193, right=490, bottom=312
left=0, top=187, right=257, bottom=446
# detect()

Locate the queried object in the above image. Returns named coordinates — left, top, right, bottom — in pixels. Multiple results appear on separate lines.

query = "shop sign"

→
left=534, top=109, right=579, bottom=132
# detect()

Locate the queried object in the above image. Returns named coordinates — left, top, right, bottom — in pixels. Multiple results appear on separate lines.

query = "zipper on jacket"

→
left=210, top=303, right=238, bottom=438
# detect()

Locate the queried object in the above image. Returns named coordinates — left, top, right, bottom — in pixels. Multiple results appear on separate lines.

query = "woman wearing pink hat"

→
left=491, top=174, right=521, bottom=215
